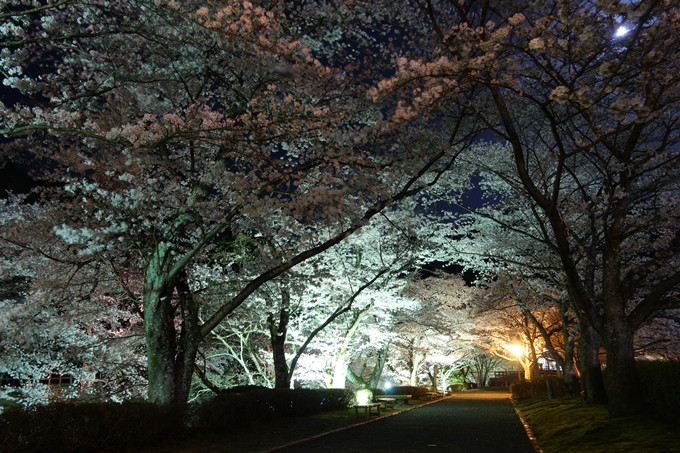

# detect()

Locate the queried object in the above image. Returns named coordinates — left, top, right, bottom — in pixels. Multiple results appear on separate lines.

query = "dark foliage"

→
left=511, top=361, right=679, bottom=425
left=510, top=377, right=570, bottom=401
left=0, top=389, right=355, bottom=452
left=188, top=388, right=354, bottom=432
left=217, top=384, right=268, bottom=394
left=637, top=361, right=680, bottom=425
left=0, top=401, right=186, bottom=453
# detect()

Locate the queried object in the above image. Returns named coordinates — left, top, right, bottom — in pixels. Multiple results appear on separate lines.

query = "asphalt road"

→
left=267, top=391, right=536, bottom=453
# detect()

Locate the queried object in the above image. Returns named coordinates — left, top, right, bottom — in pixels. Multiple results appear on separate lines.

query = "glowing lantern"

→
left=355, top=388, right=373, bottom=405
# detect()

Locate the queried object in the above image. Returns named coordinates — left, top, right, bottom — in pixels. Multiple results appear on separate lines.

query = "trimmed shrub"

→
left=510, top=377, right=569, bottom=401
left=191, top=388, right=355, bottom=433
left=0, top=388, right=355, bottom=452
left=637, top=360, right=680, bottom=425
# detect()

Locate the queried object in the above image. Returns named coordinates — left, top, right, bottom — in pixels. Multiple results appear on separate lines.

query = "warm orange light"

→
left=506, top=344, right=523, bottom=358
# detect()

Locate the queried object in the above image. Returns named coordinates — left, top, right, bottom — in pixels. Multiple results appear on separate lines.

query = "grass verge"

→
left=515, top=396, right=680, bottom=453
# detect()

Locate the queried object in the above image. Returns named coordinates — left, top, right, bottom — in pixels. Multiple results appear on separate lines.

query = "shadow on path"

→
left=268, top=390, right=536, bottom=453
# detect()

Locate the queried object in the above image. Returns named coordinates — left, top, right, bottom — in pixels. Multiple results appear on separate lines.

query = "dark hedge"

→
left=0, top=401, right=186, bottom=453
left=637, top=360, right=680, bottom=425
left=509, top=377, right=570, bottom=401
left=190, top=388, right=355, bottom=432
left=0, top=388, right=355, bottom=452
left=510, top=361, right=680, bottom=425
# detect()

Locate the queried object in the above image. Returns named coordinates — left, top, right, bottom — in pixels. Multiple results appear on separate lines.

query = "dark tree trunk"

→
left=368, top=344, right=389, bottom=389
left=560, top=310, right=579, bottom=394
left=346, top=367, right=368, bottom=388
left=601, top=319, right=642, bottom=417
left=269, top=287, right=291, bottom=389
left=173, top=270, right=201, bottom=404
left=578, top=320, right=607, bottom=404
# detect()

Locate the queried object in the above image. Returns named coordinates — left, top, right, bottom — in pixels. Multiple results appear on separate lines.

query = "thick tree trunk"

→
left=409, top=351, right=425, bottom=386
left=578, top=321, right=607, bottom=404
left=601, top=321, right=642, bottom=417
left=528, top=340, right=540, bottom=380
left=143, top=247, right=177, bottom=405
left=144, top=255, right=203, bottom=406
left=562, top=341, right=578, bottom=394
left=598, top=227, right=643, bottom=417
left=271, top=332, right=290, bottom=389
left=331, top=352, right=349, bottom=389
left=330, top=305, right=371, bottom=388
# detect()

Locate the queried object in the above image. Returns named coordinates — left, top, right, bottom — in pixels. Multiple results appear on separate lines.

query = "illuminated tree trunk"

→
left=408, top=347, right=426, bottom=386
left=330, top=305, right=371, bottom=388
left=143, top=247, right=202, bottom=405
left=143, top=246, right=177, bottom=405
left=345, top=344, right=389, bottom=389
left=528, top=340, right=540, bottom=381
left=331, top=354, right=349, bottom=389
left=561, top=333, right=578, bottom=394
left=525, top=306, right=578, bottom=392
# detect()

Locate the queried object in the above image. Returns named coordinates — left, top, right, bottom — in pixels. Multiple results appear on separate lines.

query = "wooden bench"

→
left=354, top=402, right=381, bottom=420
left=375, top=397, right=396, bottom=410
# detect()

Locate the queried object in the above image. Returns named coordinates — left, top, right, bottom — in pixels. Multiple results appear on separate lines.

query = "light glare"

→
left=356, top=388, right=373, bottom=405
left=506, top=344, right=523, bottom=358
left=615, top=26, right=629, bottom=37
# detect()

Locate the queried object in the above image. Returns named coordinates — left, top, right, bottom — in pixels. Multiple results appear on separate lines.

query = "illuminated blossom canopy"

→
left=1, top=0, right=679, bottom=420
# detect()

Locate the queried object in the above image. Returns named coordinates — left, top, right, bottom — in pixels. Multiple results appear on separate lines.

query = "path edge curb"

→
left=510, top=397, right=545, bottom=453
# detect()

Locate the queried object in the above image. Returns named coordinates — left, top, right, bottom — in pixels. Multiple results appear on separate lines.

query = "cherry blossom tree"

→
left=371, top=0, right=680, bottom=416
left=459, top=349, right=503, bottom=388
left=391, top=273, right=477, bottom=387
left=413, top=140, right=609, bottom=400
left=0, top=195, right=147, bottom=406
left=634, top=310, right=680, bottom=361
left=192, top=209, right=423, bottom=391
left=1, top=0, right=466, bottom=405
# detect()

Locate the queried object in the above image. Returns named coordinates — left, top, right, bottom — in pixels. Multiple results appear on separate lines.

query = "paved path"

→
left=268, top=391, right=536, bottom=453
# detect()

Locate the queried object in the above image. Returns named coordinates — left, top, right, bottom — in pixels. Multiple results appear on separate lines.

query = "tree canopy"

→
left=1, top=0, right=679, bottom=419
